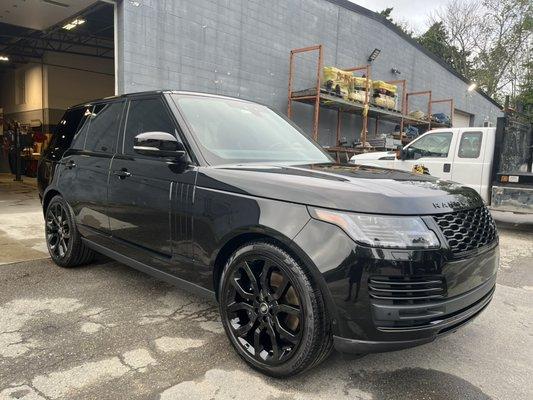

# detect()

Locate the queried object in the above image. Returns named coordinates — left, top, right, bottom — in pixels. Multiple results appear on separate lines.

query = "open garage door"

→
left=0, top=1, right=115, bottom=176
left=453, top=109, right=473, bottom=127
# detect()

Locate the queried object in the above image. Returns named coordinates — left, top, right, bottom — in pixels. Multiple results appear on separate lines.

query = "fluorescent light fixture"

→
left=0, top=55, right=9, bottom=62
left=368, top=48, right=381, bottom=62
left=62, top=18, right=85, bottom=30
left=467, top=83, right=477, bottom=92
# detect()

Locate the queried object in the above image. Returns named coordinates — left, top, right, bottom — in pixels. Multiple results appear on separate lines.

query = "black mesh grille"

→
left=433, top=206, right=497, bottom=253
left=368, top=276, right=447, bottom=304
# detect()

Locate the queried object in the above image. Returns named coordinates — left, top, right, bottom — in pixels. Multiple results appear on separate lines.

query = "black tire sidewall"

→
left=45, top=195, right=82, bottom=267
left=219, top=242, right=322, bottom=377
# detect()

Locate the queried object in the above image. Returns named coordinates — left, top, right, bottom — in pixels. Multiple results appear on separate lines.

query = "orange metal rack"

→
left=287, top=45, right=453, bottom=161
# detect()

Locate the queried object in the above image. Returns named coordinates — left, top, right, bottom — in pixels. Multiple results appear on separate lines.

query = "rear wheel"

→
left=45, top=195, right=95, bottom=267
left=219, top=242, right=332, bottom=377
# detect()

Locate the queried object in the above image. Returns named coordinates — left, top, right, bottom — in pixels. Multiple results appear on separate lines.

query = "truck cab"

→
left=351, top=127, right=497, bottom=202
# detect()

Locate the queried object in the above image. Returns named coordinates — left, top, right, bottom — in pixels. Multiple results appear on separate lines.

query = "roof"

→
left=67, top=90, right=254, bottom=109
left=325, top=0, right=502, bottom=109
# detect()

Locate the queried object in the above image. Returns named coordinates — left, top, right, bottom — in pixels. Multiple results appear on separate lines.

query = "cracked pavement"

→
left=0, top=229, right=531, bottom=400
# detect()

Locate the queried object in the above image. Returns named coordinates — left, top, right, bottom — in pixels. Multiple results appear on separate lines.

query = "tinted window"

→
left=408, top=132, right=453, bottom=159
left=85, top=102, right=123, bottom=153
left=71, top=106, right=93, bottom=150
left=171, top=95, right=332, bottom=165
left=458, top=131, right=482, bottom=158
left=123, top=98, right=177, bottom=155
left=48, top=108, right=85, bottom=159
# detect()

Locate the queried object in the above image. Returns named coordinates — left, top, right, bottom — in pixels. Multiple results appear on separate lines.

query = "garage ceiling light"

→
left=0, top=55, right=9, bottom=62
left=62, top=18, right=85, bottom=30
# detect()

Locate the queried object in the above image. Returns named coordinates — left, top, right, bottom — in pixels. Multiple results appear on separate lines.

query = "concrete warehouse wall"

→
left=0, top=52, right=114, bottom=131
left=0, top=63, right=44, bottom=124
left=45, top=52, right=115, bottom=113
left=117, top=0, right=502, bottom=146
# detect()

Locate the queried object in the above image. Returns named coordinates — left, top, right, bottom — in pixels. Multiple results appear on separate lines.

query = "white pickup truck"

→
left=350, top=116, right=533, bottom=213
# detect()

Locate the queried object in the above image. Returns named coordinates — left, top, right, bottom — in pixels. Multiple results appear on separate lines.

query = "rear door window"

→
left=49, top=107, right=86, bottom=158
left=70, top=106, right=93, bottom=150
left=122, top=97, right=178, bottom=155
left=458, top=131, right=482, bottom=158
left=84, top=101, right=124, bottom=153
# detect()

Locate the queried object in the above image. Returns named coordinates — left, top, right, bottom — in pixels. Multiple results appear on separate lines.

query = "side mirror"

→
left=133, top=131, right=186, bottom=160
left=396, top=145, right=407, bottom=160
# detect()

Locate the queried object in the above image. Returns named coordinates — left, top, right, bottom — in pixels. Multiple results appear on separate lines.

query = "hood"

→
left=195, top=163, right=483, bottom=215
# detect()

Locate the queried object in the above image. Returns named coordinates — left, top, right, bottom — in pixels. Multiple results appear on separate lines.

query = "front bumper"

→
left=333, top=277, right=495, bottom=354
left=292, top=218, right=499, bottom=355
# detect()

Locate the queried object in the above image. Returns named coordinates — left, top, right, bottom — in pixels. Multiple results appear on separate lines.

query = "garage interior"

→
left=0, top=0, right=115, bottom=176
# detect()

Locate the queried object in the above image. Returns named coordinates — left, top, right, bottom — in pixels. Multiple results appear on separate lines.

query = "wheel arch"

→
left=42, top=188, right=62, bottom=214
left=211, top=228, right=339, bottom=334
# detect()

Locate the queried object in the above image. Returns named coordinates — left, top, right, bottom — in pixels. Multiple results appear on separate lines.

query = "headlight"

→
left=309, top=207, right=440, bottom=249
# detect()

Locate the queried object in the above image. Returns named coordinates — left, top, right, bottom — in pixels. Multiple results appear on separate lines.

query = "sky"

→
left=351, top=0, right=451, bottom=33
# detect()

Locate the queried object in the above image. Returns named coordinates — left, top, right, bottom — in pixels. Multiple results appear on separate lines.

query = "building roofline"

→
left=325, top=0, right=503, bottom=109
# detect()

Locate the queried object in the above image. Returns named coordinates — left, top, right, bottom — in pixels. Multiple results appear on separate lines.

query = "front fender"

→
left=192, top=186, right=311, bottom=268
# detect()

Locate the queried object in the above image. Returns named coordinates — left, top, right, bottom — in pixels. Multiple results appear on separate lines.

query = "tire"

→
left=218, top=241, right=332, bottom=377
left=44, top=195, right=95, bottom=268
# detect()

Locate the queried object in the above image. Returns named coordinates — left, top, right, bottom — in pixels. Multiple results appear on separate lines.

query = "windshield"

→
left=172, top=95, right=332, bottom=165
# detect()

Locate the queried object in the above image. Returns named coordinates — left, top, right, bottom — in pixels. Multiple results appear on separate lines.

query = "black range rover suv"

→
left=38, top=91, right=499, bottom=377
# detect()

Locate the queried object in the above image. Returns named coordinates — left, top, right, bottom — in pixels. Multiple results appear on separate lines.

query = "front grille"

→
left=432, top=206, right=497, bottom=253
left=368, top=276, right=447, bottom=304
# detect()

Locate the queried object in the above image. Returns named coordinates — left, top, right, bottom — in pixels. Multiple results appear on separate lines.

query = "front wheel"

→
left=45, top=195, right=95, bottom=267
left=219, top=242, right=332, bottom=377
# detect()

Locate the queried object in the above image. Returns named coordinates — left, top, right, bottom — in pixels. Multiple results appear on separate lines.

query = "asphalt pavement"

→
left=0, top=224, right=531, bottom=399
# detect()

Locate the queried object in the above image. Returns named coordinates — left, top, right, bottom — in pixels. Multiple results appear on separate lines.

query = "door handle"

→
left=443, top=163, right=451, bottom=173
left=113, top=168, right=131, bottom=179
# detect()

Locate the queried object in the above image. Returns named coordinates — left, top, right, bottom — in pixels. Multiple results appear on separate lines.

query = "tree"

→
left=425, top=0, right=532, bottom=102
left=471, top=0, right=532, bottom=100
left=416, top=22, right=472, bottom=78
left=514, top=60, right=533, bottom=120
left=430, top=0, right=482, bottom=63
left=378, top=7, right=414, bottom=37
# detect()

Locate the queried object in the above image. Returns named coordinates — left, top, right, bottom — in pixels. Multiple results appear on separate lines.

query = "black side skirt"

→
left=82, top=238, right=216, bottom=301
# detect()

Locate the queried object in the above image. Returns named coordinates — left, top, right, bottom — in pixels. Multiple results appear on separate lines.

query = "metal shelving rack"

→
left=430, top=98, right=454, bottom=127
left=287, top=45, right=453, bottom=161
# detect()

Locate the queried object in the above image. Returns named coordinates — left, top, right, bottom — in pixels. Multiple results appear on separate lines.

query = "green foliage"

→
left=416, top=22, right=472, bottom=78
left=403, top=0, right=532, bottom=106
left=514, top=60, right=533, bottom=120
left=378, top=7, right=393, bottom=21
left=378, top=7, right=413, bottom=37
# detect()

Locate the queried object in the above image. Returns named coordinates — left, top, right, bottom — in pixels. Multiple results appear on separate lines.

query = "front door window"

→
left=407, top=132, right=453, bottom=159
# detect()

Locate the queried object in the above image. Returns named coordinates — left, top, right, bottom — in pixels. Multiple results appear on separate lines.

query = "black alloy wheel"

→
left=219, top=242, right=332, bottom=377
left=45, top=195, right=95, bottom=267
left=225, top=255, right=303, bottom=364
left=46, top=201, right=71, bottom=259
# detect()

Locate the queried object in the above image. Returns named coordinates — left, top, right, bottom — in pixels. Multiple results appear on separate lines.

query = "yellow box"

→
left=373, top=95, right=396, bottom=109
left=373, top=80, right=397, bottom=94
left=347, top=90, right=367, bottom=103
left=323, top=66, right=351, bottom=96
left=352, top=76, right=372, bottom=90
